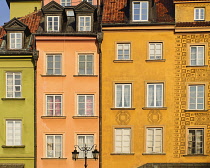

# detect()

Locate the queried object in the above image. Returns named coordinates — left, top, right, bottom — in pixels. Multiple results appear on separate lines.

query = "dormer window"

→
left=47, top=16, right=59, bottom=32
left=132, top=1, right=148, bottom=21
left=61, top=0, right=71, bottom=6
left=79, top=16, right=91, bottom=31
left=10, top=33, right=22, bottom=49
left=194, top=8, right=205, bottom=21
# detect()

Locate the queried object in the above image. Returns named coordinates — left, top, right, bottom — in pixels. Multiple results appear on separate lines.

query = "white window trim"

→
left=78, top=54, right=94, bottom=75
left=194, top=8, right=205, bottom=21
left=190, top=46, right=204, bottom=66
left=78, top=16, right=91, bottom=31
left=6, top=120, right=22, bottom=146
left=115, top=84, right=132, bottom=108
left=47, top=16, right=60, bottom=32
left=77, top=95, right=94, bottom=116
left=10, top=33, right=22, bottom=49
left=188, top=85, right=205, bottom=110
left=82, top=0, right=93, bottom=5
left=61, top=0, right=71, bottom=6
left=46, top=95, right=63, bottom=116
left=6, top=72, right=22, bottom=98
left=46, top=135, right=63, bottom=158
left=147, top=83, right=163, bottom=107
left=132, top=1, right=149, bottom=22
left=146, top=127, right=163, bottom=153
left=46, top=54, right=62, bottom=75
left=117, top=43, right=131, bottom=60
left=149, top=42, right=163, bottom=60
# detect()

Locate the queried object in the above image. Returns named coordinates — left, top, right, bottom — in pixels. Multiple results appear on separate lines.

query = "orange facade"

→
left=36, top=36, right=99, bottom=168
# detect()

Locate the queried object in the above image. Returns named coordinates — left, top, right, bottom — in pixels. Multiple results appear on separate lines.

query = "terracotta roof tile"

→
left=176, top=21, right=210, bottom=27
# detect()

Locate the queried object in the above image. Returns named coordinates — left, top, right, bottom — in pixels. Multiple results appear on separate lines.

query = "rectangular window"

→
left=132, top=1, right=148, bottom=21
left=115, top=128, right=131, bottom=153
left=117, top=44, right=130, bottom=60
left=46, top=54, right=62, bottom=75
left=194, top=8, right=205, bottom=21
left=83, top=0, right=93, bottom=4
left=146, top=128, right=162, bottom=153
left=10, top=33, right=22, bottom=49
left=6, top=120, right=22, bottom=146
left=147, top=83, right=163, bottom=107
left=6, top=72, right=21, bottom=98
left=77, top=135, right=94, bottom=158
left=149, top=43, right=162, bottom=60
left=79, top=16, right=91, bottom=31
left=188, top=85, right=204, bottom=110
left=77, top=95, right=94, bottom=116
left=78, top=54, right=93, bottom=75
left=61, top=0, right=71, bottom=6
left=46, top=95, right=62, bottom=116
left=188, top=128, right=204, bottom=155
left=47, top=16, right=59, bottom=32
left=190, top=46, right=204, bottom=66
left=46, top=135, right=62, bottom=158
left=115, top=84, right=131, bottom=108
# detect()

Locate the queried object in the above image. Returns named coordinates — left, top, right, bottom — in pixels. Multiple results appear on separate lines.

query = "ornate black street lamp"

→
left=72, top=144, right=99, bottom=168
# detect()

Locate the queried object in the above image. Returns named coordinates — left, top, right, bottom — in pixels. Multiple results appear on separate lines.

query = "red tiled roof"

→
left=102, top=0, right=175, bottom=24
left=0, top=10, right=42, bottom=44
left=176, top=21, right=210, bottom=27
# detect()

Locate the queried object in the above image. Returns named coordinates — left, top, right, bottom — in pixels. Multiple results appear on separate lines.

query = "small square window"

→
left=46, top=135, right=62, bottom=158
left=83, top=0, right=93, bottom=5
left=115, top=84, right=131, bottom=108
left=190, top=46, right=204, bottom=66
left=10, top=33, right=22, bottom=49
left=47, top=16, right=59, bottom=32
left=78, top=54, right=94, bottom=75
left=117, top=44, right=130, bottom=60
left=188, top=85, right=204, bottom=110
left=77, top=135, right=94, bottom=158
left=188, top=128, right=204, bottom=155
left=149, top=43, right=162, bottom=60
left=147, top=83, right=163, bottom=107
left=194, top=8, right=205, bottom=21
left=77, top=95, right=94, bottom=116
left=46, top=95, right=62, bottom=116
left=46, top=54, right=62, bottom=75
left=61, top=0, right=71, bottom=6
left=132, top=1, right=148, bottom=21
left=79, top=16, right=91, bottom=31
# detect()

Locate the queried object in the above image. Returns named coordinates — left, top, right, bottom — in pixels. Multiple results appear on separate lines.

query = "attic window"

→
left=132, top=1, right=148, bottom=21
left=47, top=16, right=59, bottom=32
left=79, top=16, right=91, bottom=31
left=66, top=9, right=74, bottom=16
left=10, top=33, right=22, bottom=49
left=194, top=8, right=205, bottom=21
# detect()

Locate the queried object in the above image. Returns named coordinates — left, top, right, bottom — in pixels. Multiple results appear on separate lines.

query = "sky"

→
left=0, top=0, right=10, bottom=26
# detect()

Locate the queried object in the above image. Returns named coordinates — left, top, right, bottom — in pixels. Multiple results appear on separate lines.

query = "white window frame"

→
left=10, top=33, right=22, bottom=49
left=47, top=16, right=59, bottom=32
left=117, top=43, right=130, bottom=60
left=188, top=128, right=204, bottom=155
left=78, top=16, right=91, bottom=31
left=77, top=134, right=94, bottom=158
left=146, top=128, right=163, bottom=153
left=194, top=8, right=205, bottom=21
left=46, top=135, right=62, bottom=158
left=46, top=54, right=62, bottom=75
left=132, top=1, right=148, bottom=21
left=46, top=95, right=62, bottom=116
left=114, top=128, right=131, bottom=153
left=6, top=72, right=22, bottom=98
left=82, top=0, right=93, bottom=4
left=190, top=46, right=204, bottom=66
left=78, top=54, right=94, bottom=75
left=115, top=84, right=131, bottom=108
left=6, top=120, right=22, bottom=146
left=61, top=0, right=71, bottom=6
left=149, top=43, right=163, bottom=60
left=77, top=95, right=94, bottom=116
left=188, top=85, right=204, bottom=110
left=147, top=83, right=163, bottom=107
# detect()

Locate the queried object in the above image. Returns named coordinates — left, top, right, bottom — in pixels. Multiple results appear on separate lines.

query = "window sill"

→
left=145, top=59, right=165, bottom=62
left=72, top=116, right=98, bottom=119
left=2, top=145, right=25, bottom=148
left=110, top=108, right=135, bottom=110
left=41, top=75, right=66, bottom=77
left=41, top=158, right=67, bottom=160
left=182, top=154, right=208, bottom=157
left=73, top=75, right=98, bottom=77
left=41, top=116, right=66, bottom=119
left=113, top=60, right=133, bottom=63
left=142, top=107, right=167, bottom=110
left=186, top=65, right=208, bottom=68
left=1, top=98, right=25, bottom=100
left=184, top=110, right=208, bottom=112
left=142, top=152, right=166, bottom=155
left=110, top=153, right=134, bottom=155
